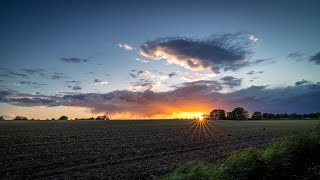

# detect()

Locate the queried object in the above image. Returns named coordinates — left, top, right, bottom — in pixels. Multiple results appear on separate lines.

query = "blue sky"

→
left=0, top=0, right=319, bottom=119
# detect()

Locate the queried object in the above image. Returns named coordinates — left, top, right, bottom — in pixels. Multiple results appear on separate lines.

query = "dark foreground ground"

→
left=0, top=120, right=319, bottom=179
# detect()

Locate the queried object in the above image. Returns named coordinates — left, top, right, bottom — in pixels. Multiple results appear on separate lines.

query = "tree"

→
left=14, top=116, right=28, bottom=120
left=0, top=116, right=4, bottom=120
left=226, top=112, right=233, bottom=120
left=252, top=112, right=263, bottom=120
left=231, top=107, right=249, bottom=120
left=209, top=109, right=226, bottom=119
left=58, top=116, right=68, bottom=120
left=96, top=115, right=110, bottom=120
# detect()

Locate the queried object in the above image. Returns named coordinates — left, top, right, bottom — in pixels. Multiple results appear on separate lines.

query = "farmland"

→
left=0, top=120, right=318, bottom=179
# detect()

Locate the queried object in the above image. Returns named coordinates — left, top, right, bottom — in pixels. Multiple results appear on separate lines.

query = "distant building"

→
left=96, top=115, right=110, bottom=120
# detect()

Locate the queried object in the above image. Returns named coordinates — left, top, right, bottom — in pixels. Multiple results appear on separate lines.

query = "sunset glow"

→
left=0, top=1, right=319, bottom=120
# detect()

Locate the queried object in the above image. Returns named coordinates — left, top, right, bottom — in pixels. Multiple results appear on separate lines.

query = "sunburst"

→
left=187, top=118, right=222, bottom=139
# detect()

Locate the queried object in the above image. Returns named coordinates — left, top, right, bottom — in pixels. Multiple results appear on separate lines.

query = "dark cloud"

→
left=2, top=81, right=319, bottom=117
left=0, top=67, right=29, bottom=78
left=129, top=73, right=137, bottom=78
left=66, top=80, right=81, bottom=83
left=94, top=79, right=102, bottom=83
left=0, top=91, right=56, bottom=106
left=252, top=59, right=273, bottom=64
left=20, top=68, right=46, bottom=76
left=0, top=90, right=12, bottom=101
left=51, top=73, right=68, bottom=80
left=223, top=59, right=272, bottom=72
left=9, top=97, right=57, bottom=106
left=60, top=57, right=91, bottom=63
left=72, top=86, right=82, bottom=90
left=168, top=72, right=177, bottom=77
left=140, top=33, right=262, bottom=73
left=177, top=76, right=242, bottom=91
left=309, top=52, right=320, bottom=65
left=287, top=52, right=304, bottom=61
left=8, top=71, right=28, bottom=78
left=18, top=81, right=31, bottom=85
left=295, top=79, right=311, bottom=86
left=247, top=70, right=264, bottom=75
left=177, top=80, right=224, bottom=91
left=18, top=81, right=47, bottom=86
left=220, top=76, right=242, bottom=88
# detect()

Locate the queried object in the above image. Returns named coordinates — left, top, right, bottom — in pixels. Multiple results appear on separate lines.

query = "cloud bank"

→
left=1, top=81, right=319, bottom=118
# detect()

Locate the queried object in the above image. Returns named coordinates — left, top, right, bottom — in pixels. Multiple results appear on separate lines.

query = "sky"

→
left=0, top=0, right=319, bottom=119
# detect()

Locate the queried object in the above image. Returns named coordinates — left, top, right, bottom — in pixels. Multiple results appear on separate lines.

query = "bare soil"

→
left=0, top=120, right=318, bottom=179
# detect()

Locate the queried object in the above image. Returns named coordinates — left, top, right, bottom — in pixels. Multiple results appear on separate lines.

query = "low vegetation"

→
left=161, top=130, right=320, bottom=180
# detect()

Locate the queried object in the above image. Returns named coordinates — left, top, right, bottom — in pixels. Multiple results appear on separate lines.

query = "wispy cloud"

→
left=66, top=80, right=81, bottom=84
left=129, top=73, right=137, bottom=78
left=18, top=81, right=47, bottom=86
left=248, top=34, right=259, bottom=42
left=0, top=67, right=29, bottom=78
left=136, top=58, right=149, bottom=63
left=51, top=72, right=68, bottom=80
left=181, top=72, right=215, bottom=82
left=94, top=79, right=108, bottom=85
left=137, top=70, right=153, bottom=77
left=247, top=70, right=264, bottom=75
left=60, top=57, right=91, bottom=63
left=287, top=52, right=305, bottom=61
left=131, top=79, right=159, bottom=91
left=309, top=51, right=320, bottom=65
left=118, top=43, right=133, bottom=51
left=20, top=68, right=46, bottom=76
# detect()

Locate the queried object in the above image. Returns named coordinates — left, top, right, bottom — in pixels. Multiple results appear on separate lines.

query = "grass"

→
left=161, top=130, right=320, bottom=180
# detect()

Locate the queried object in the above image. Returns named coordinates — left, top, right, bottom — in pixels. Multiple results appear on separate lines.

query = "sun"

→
left=198, top=115, right=204, bottom=121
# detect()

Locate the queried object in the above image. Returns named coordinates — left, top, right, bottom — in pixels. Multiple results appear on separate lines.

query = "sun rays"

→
left=187, top=118, right=222, bottom=139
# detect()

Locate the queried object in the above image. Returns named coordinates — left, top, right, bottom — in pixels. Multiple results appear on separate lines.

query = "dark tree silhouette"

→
left=14, top=116, right=28, bottom=120
left=252, top=112, right=263, bottom=120
left=58, top=116, right=68, bottom=120
left=209, top=109, right=226, bottom=119
left=231, top=107, right=249, bottom=120
left=96, top=115, right=110, bottom=120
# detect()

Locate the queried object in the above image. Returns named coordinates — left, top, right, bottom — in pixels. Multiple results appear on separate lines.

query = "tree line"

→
left=206, top=107, right=320, bottom=120
left=0, top=115, right=110, bottom=121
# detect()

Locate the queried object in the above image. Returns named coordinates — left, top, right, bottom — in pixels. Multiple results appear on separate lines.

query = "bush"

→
left=161, top=131, right=320, bottom=180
